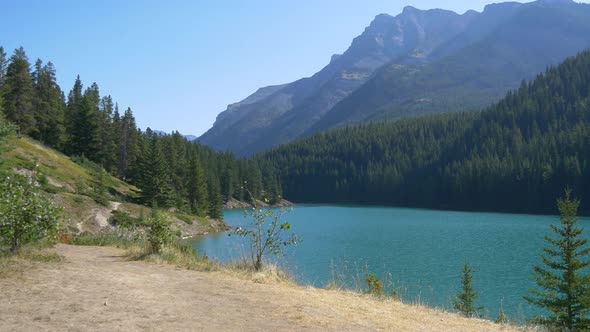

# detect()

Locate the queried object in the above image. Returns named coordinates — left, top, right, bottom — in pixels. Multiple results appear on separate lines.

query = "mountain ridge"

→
left=199, top=0, right=590, bottom=156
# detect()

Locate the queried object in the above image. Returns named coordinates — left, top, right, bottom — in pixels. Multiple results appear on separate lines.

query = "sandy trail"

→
left=0, top=245, right=519, bottom=331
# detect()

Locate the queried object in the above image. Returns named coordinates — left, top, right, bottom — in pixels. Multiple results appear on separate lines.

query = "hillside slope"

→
left=260, top=49, right=590, bottom=214
left=1, top=137, right=226, bottom=236
left=201, top=0, right=590, bottom=156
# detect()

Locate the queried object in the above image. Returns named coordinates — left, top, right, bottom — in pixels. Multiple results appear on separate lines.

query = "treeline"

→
left=260, top=50, right=590, bottom=215
left=0, top=46, right=281, bottom=219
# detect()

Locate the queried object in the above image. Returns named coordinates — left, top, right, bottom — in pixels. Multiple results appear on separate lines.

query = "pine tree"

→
left=138, top=134, right=175, bottom=208
left=0, top=47, right=7, bottom=116
left=65, top=76, right=83, bottom=154
left=208, top=175, right=223, bottom=220
left=525, top=190, right=590, bottom=331
left=69, top=82, right=100, bottom=160
left=117, top=107, right=139, bottom=179
left=1, top=47, right=36, bottom=135
left=97, top=95, right=116, bottom=169
left=453, top=262, right=483, bottom=317
left=32, top=60, right=65, bottom=148
left=187, top=151, right=209, bottom=217
left=0, top=46, right=8, bottom=87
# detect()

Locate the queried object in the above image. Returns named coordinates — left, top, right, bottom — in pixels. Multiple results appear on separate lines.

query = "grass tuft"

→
left=0, top=240, right=62, bottom=277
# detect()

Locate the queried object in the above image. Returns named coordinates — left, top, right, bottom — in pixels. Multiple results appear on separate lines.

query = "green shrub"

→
left=366, top=273, right=384, bottom=296
left=146, top=211, right=175, bottom=254
left=73, top=230, right=138, bottom=248
left=0, top=172, right=60, bottom=253
left=175, top=213, right=194, bottom=225
left=108, top=210, right=142, bottom=230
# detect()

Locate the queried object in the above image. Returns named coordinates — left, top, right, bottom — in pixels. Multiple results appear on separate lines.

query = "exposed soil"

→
left=0, top=245, right=522, bottom=332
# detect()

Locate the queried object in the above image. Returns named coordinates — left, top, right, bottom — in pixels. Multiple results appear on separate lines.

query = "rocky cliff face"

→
left=199, top=0, right=590, bottom=156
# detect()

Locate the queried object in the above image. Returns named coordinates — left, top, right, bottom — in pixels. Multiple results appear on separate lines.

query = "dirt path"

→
left=0, top=245, right=520, bottom=332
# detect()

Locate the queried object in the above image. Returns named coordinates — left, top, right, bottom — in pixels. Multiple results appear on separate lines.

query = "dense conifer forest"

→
left=0, top=46, right=281, bottom=219
left=4, top=45, right=589, bottom=216
left=259, top=50, right=590, bottom=215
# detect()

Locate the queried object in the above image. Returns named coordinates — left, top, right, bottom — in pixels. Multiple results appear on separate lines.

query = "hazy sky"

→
left=2, top=0, right=587, bottom=136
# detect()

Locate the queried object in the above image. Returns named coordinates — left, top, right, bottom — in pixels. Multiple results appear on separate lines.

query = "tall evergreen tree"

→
left=0, top=46, right=8, bottom=87
left=525, top=190, right=590, bottom=331
left=97, top=95, right=116, bottom=169
left=1, top=47, right=36, bottom=135
left=138, top=134, right=175, bottom=208
left=32, top=60, right=65, bottom=148
left=208, top=175, right=223, bottom=220
left=187, top=151, right=209, bottom=217
left=65, top=75, right=83, bottom=154
left=71, top=82, right=101, bottom=160
left=117, top=107, right=141, bottom=180
left=0, top=47, right=7, bottom=116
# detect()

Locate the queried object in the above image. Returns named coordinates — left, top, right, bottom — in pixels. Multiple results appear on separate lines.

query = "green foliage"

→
left=524, top=190, right=590, bottom=331
left=0, top=172, right=60, bottom=252
left=187, top=151, right=208, bottom=217
left=32, top=59, right=65, bottom=148
left=137, top=134, right=175, bottom=208
left=146, top=210, right=175, bottom=254
left=73, top=230, right=137, bottom=248
left=366, top=273, right=384, bottom=297
left=1, top=47, right=36, bottom=135
left=0, top=45, right=278, bottom=218
left=262, top=49, right=590, bottom=215
left=0, top=112, right=15, bottom=144
left=453, top=262, right=483, bottom=317
left=231, top=190, right=299, bottom=271
left=108, top=210, right=142, bottom=231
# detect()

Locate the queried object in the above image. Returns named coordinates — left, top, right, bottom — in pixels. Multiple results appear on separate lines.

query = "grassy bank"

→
left=65, top=231, right=529, bottom=330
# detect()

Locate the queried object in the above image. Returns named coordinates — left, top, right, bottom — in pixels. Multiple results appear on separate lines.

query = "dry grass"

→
left=116, top=241, right=531, bottom=330
left=0, top=243, right=61, bottom=279
left=0, top=244, right=534, bottom=331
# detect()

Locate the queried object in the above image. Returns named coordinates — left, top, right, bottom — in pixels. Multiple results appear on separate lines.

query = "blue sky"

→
left=2, top=0, right=587, bottom=136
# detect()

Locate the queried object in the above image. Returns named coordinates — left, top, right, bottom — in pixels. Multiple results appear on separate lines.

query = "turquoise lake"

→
left=192, top=205, right=590, bottom=321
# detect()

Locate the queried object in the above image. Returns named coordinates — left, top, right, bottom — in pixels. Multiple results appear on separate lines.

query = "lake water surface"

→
left=192, top=205, right=590, bottom=321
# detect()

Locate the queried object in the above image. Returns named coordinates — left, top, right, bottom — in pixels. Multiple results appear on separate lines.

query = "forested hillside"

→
left=260, top=50, right=590, bottom=215
left=0, top=46, right=280, bottom=219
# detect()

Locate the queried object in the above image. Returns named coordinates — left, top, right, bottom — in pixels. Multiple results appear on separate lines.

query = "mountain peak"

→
left=536, top=0, right=574, bottom=4
left=483, top=1, right=523, bottom=13
left=402, top=5, right=420, bottom=13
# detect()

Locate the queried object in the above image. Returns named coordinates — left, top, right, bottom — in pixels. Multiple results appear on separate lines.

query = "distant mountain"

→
left=199, top=0, right=590, bottom=156
left=260, top=49, right=590, bottom=214
left=153, top=129, right=197, bottom=141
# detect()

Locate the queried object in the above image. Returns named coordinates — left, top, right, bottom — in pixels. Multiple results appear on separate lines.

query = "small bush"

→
left=231, top=201, right=299, bottom=271
left=175, top=213, right=194, bottom=225
left=366, top=273, right=384, bottom=296
left=109, top=210, right=142, bottom=230
left=146, top=211, right=175, bottom=254
left=90, top=192, right=110, bottom=207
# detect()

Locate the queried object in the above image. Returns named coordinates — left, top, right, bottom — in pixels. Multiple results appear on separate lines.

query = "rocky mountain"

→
left=199, top=0, right=590, bottom=156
